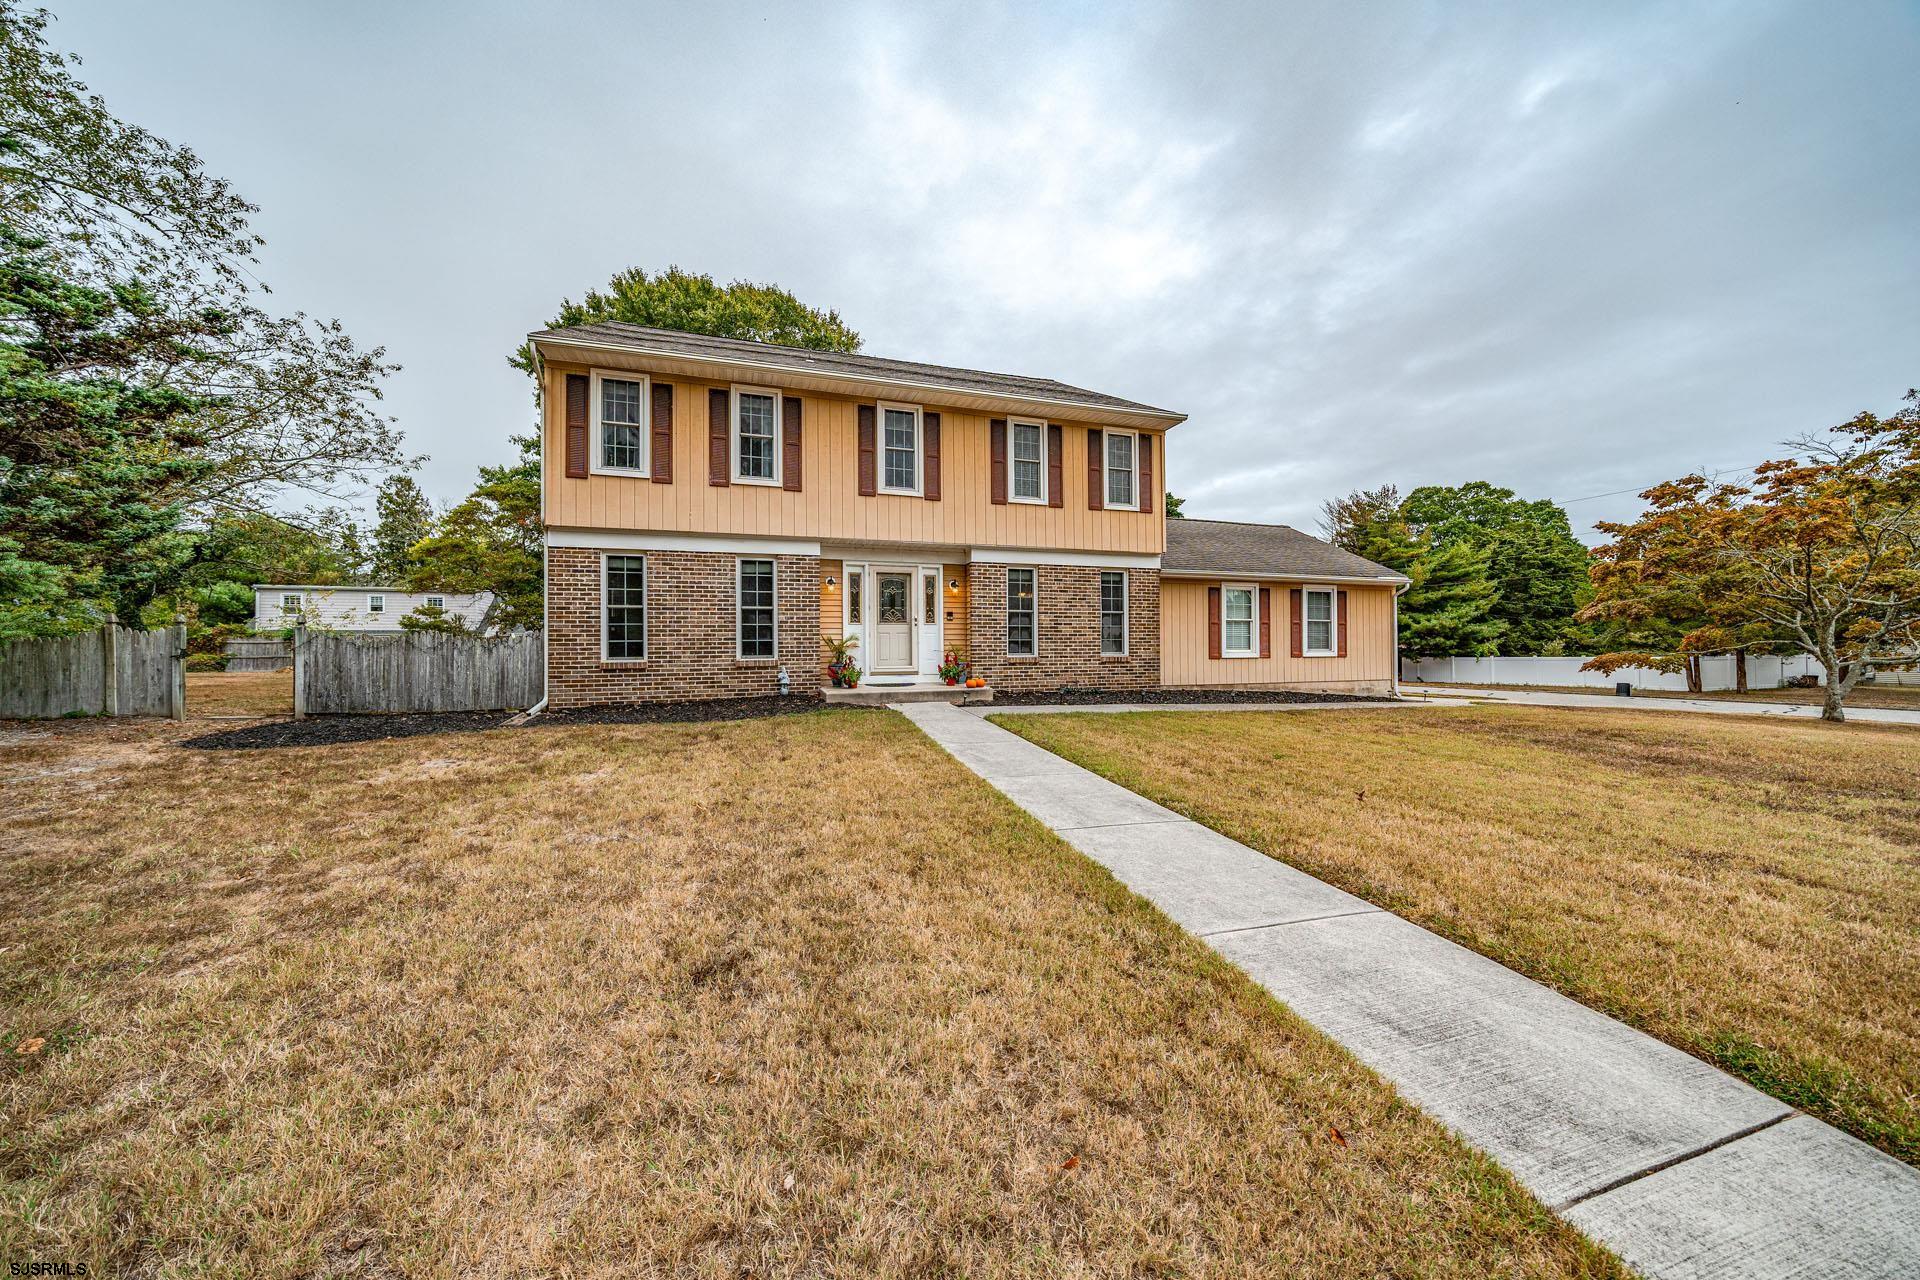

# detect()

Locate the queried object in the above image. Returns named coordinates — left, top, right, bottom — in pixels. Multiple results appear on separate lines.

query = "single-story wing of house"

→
left=526, top=322, right=1407, bottom=705
left=252, top=585, right=495, bottom=634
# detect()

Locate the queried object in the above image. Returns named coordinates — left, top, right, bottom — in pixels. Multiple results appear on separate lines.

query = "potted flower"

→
left=938, top=650, right=969, bottom=686
left=841, top=661, right=862, bottom=689
left=823, top=633, right=861, bottom=688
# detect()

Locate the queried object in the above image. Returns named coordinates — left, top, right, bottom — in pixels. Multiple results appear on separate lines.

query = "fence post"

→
left=170, top=615, right=187, bottom=720
left=101, top=615, right=120, bottom=717
left=292, top=623, right=307, bottom=721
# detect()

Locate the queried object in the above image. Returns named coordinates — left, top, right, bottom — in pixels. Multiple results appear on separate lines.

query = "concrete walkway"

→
left=1403, top=683, right=1920, bottom=726
left=898, top=700, right=1920, bottom=1280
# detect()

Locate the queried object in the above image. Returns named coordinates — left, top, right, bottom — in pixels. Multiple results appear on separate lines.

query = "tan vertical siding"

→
left=941, top=563, right=969, bottom=658
left=1159, top=580, right=1397, bottom=689
left=544, top=363, right=1166, bottom=554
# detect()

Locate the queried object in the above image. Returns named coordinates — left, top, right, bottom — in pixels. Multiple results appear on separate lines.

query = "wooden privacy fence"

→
left=0, top=622, right=186, bottom=719
left=225, top=636, right=292, bottom=672
left=294, top=627, right=543, bottom=716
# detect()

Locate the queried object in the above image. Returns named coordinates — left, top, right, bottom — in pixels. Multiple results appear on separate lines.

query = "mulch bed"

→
left=988, top=688, right=1396, bottom=707
left=182, top=695, right=845, bottom=750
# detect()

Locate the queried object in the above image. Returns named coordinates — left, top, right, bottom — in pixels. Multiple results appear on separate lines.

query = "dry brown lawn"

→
left=186, top=669, right=293, bottom=717
left=0, top=711, right=1618, bottom=1278
left=996, top=704, right=1920, bottom=1165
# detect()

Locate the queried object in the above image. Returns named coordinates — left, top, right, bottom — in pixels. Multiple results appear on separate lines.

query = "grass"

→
left=1408, top=680, right=1920, bottom=712
left=0, top=711, right=1620, bottom=1278
left=994, top=705, right=1920, bottom=1166
left=186, top=670, right=293, bottom=717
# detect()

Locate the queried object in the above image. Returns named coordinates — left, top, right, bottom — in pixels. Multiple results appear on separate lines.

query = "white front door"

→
left=873, top=571, right=915, bottom=671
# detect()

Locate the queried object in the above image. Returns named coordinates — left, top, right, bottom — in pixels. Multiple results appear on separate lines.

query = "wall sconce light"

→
left=947, top=578, right=960, bottom=591
left=825, top=576, right=837, bottom=587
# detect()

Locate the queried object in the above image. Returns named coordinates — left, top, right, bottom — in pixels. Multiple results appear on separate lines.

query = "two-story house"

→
left=529, top=323, right=1405, bottom=707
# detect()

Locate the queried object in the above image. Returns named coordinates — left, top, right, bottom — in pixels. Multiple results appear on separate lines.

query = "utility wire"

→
left=1559, top=462, right=1763, bottom=506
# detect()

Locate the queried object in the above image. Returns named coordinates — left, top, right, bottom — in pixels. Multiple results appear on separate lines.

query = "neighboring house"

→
left=251, top=585, right=495, bottom=633
left=527, top=322, right=1406, bottom=707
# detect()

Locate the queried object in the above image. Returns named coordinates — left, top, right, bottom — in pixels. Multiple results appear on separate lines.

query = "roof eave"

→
left=1159, top=568, right=1411, bottom=586
left=529, top=333, right=1187, bottom=430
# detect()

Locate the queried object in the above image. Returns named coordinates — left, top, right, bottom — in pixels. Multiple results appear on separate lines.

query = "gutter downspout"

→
left=1391, top=580, right=1411, bottom=698
left=522, top=352, right=551, bottom=721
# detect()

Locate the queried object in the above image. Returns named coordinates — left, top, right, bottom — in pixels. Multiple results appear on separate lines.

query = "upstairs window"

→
left=738, top=559, right=776, bottom=659
left=593, top=371, right=647, bottom=473
left=1222, top=585, right=1255, bottom=657
left=1006, top=568, right=1037, bottom=657
left=880, top=402, right=921, bottom=493
left=1011, top=420, right=1046, bottom=502
left=1105, top=430, right=1137, bottom=509
left=733, top=387, right=779, bottom=484
left=1304, top=587, right=1336, bottom=656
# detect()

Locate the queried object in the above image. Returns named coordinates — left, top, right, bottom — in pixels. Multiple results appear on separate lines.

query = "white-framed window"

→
left=1010, top=419, right=1047, bottom=503
left=280, top=593, right=301, bottom=614
left=731, top=385, right=781, bottom=485
left=1104, top=430, right=1138, bottom=509
left=1099, top=571, right=1127, bottom=656
left=1006, top=567, right=1037, bottom=657
left=878, top=400, right=922, bottom=494
left=591, top=370, right=649, bottom=474
left=367, top=594, right=385, bottom=614
left=737, top=558, right=776, bottom=660
left=1222, top=583, right=1257, bottom=657
left=425, top=595, right=445, bottom=610
left=603, top=556, right=646, bottom=661
left=1304, top=586, right=1337, bottom=656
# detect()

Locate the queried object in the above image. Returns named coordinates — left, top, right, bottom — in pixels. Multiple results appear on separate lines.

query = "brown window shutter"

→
left=1289, top=588, right=1304, bottom=658
left=923, top=411, right=941, bottom=500
left=650, top=381, right=673, bottom=482
left=1207, top=586, right=1222, bottom=659
left=1337, top=590, right=1349, bottom=657
left=1046, top=424, right=1063, bottom=508
left=1259, top=587, right=1272, bottom=658
left=989, top=418, right=1007, bottom=504
left=564, top=373, right=589, bottom=478
left=857, top=404, right=877, bottom=496
left=708, top=388, right=730, bottom=486
left=1139, top=433, right=1154, bottom=514
left=782, top=395, right=803, bottom=491
left=1087, top=428, right=1104, bottom=510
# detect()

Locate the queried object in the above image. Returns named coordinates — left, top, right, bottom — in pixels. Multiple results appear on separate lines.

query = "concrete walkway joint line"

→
left=897, top=700, right=1920, bottom=1280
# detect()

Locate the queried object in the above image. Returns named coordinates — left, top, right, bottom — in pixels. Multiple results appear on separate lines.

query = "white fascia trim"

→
left=530, top=335, right=1187, bottom=427
left=969, top=547, right=1159, bottom=569
left=546, top=529, right=822, bottom=556
left=1160, top=569, right=1410, bottom=586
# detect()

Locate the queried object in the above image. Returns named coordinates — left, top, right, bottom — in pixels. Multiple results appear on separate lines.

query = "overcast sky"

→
left=55, top=0, right=1920, bottom=541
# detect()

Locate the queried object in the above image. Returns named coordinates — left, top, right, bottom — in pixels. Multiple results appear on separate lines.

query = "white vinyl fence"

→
left=1400, top=653, right=1827, bottom=692
left=0, top=622, right=186, bottom=719
left=294, top=627, right=543, bottom=715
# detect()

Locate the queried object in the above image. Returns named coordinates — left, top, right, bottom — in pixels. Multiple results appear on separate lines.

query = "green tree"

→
left=1331, top=494, right=1504, bottom=660
left=1401, top=481, right=1590, bottom=654
left=369, top=473, right=434, bottom=583
left=407, top=435, right=542, bottom=631
left=398, top=599, right=471, bottom=635
left=0, top=4, right=405, bottom=632
left=1165, top=491, right=1185, bottom=518
left=512, top=265, right=860, bottom=376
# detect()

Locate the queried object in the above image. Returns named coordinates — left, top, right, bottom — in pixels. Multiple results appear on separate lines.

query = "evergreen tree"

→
left=370, top=474, right=435, bottom=583
left=407, top=435, right=541, bottom=631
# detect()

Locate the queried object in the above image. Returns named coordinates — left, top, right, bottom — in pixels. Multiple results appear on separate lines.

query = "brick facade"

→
left=546, top=547, right=820, bottom=708
left=965, top=564, right=1160, bottom=692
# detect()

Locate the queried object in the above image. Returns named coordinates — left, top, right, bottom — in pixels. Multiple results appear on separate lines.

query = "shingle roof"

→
left=528, top=322, right=1181, bottom=420
left=1162, top=519, right=1408, bottom=582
